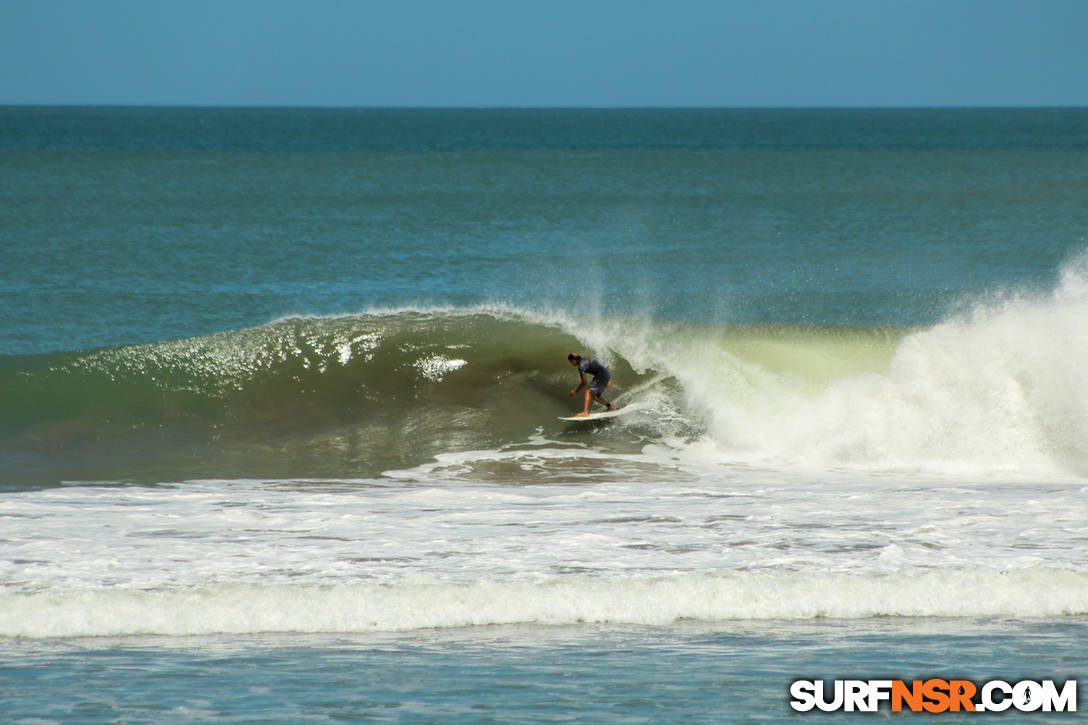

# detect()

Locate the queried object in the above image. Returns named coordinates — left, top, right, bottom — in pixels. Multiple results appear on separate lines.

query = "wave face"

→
left=5, top=255, right=1088, bottom=486
left=1, top=310, right=608, bottom=484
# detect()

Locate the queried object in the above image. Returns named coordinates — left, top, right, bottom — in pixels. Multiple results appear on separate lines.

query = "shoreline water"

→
left=3, top=619, right=1085, bottom=723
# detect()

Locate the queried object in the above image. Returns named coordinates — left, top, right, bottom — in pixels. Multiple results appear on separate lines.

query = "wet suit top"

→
left=577, top=358, right=609, bottom=380
left=577, top=358, right=610, bottom=395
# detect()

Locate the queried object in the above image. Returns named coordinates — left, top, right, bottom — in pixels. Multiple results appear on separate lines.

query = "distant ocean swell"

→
left=4, top=252, right=1088, bottom=484
left=4, top=569, right=1087, bottom=638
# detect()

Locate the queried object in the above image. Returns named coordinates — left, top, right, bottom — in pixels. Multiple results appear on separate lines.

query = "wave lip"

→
left=5, top=569, right=1086, bottom=638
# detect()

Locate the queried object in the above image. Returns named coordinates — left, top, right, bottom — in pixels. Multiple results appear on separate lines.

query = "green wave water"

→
left=9, top=286, right=1088, bottom=487
left=2, top=308, right=910, bottom=486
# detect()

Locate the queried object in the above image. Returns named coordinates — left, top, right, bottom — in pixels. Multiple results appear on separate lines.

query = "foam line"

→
left=4, top=569, right=1087, bottom=638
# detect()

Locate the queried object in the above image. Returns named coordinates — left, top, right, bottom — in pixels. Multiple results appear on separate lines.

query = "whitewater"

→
left=3, top=474, right=1087, bottom=638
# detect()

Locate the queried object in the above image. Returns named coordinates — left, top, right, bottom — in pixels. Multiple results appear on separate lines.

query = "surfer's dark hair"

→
left=568, top=353, right=580, bottom=361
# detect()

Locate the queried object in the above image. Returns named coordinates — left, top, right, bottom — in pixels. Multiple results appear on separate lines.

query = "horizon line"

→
left=3, top=103, right=1087, bottom=111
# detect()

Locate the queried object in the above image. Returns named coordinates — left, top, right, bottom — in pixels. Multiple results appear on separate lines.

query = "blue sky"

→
left=2, top=0, right=1086, bottom=107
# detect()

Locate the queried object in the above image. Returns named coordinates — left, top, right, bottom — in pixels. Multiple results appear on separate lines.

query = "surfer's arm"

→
left=570, top=373, right=587, bottom=396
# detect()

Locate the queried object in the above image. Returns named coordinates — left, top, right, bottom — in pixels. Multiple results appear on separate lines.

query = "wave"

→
left=5, top=253, right=1088, bottom=484
left=4, top=569, right=1086, bottom=638
left=0, top=308, right=611, bottom=483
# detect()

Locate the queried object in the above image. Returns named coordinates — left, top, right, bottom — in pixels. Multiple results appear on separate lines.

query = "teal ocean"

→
left=2, top=108, right=1087, bottom=722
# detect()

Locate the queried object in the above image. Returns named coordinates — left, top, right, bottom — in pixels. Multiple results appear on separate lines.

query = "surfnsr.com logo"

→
left=789, top=679, right=1077, bottom=713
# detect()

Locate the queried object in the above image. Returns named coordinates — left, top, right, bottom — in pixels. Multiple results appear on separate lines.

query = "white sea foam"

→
left=2, top=475, right=1086, bottom=638
left=554, top=255, right=1088, bottom=479
left=4, top=569, right=1087, bottom=638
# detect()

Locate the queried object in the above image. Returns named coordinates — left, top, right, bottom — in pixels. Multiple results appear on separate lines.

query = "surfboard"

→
left=558, top=408, right=626, bottom=422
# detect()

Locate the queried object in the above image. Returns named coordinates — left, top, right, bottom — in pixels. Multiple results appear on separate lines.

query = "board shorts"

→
left=588, top=371, right=610, bottom=396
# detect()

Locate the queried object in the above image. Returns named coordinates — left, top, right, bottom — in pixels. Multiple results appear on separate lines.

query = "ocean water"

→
left=2, top=107, right=1088, bottom=722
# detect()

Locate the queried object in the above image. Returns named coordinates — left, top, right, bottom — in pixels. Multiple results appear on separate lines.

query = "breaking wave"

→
left=5, top=252, right=1088, bottom=485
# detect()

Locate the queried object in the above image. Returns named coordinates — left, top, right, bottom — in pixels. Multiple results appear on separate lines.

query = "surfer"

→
left=567, top=353, right=616, bottom=417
